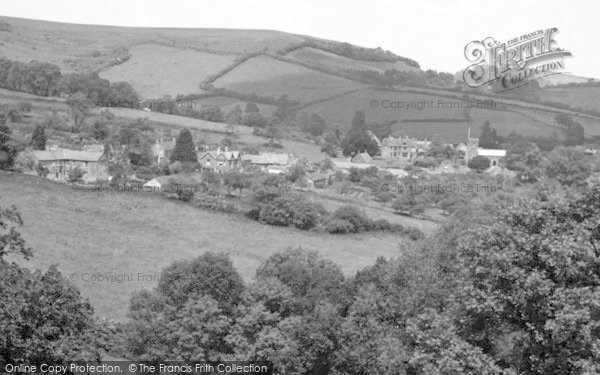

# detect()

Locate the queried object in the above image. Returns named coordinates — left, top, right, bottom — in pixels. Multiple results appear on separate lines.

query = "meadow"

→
left=212, top=55, right=368, bottom=103
left=99, top=44, right=236, bottom=98
left=1, top=172, right=412, bottom=321
left=286, top=47, right=418, bottom=73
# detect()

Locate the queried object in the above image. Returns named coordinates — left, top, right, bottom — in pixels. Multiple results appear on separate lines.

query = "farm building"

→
left=32, top=148, right=109, bottom=183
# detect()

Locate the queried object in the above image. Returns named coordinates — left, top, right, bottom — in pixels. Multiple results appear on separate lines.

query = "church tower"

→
left=465, top=127, right=479, bottom=162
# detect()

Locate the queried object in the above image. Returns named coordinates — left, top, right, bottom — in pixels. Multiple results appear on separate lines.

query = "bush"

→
left=291, top=202, right=326, bottom=230
left=372, top=218, right=392, bottom=231
left=195, top=194, right=239, bottom=213
left=177, top=190, right=194, bottom=202
left=329, top=205, right=372, bottom=233
left=258, top=197, right=295, bottom=226
left=326, top=219, right=355, bottom=234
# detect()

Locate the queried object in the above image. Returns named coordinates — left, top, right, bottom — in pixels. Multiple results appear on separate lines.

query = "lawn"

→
left=1, top=172, right=412, bottom=321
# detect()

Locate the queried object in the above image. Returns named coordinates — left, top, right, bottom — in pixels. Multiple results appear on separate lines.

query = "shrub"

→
left=177, top=190, right=194, bottom=202
left=405, top=227, right=425, bottom=241
left=195, top=194, right=239, bottom=214
left=258, top=196, right=296, bottom=226
left=291, top=202, right=326, bottom=230
left=326, top=218, right=355, bottom=234
left=372, top=218, right=392, bottom=231
left=330, top=205, right=372, bottom=233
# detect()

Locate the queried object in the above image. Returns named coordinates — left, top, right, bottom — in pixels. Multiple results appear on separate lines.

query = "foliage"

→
left=341, top=111, right=379, bottom=157
left=468, top=155, right=491, bottom=172
left=170, top=129, right=198, bottom=163
left=452, top=187, right=600, bottom=374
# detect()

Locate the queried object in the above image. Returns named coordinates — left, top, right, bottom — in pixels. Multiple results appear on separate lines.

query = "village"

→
left=22, top=129, right=514, bottom=192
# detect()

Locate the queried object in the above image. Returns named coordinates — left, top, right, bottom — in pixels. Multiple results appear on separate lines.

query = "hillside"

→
left=0, top=172, right=418, bottom=320
left=1, top=15, right=599, bottom=142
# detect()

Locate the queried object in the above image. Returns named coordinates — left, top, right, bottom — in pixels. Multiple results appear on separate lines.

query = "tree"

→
left=341, top=111, right=379, bottom=156
left=170, top=128, right=198, bottom=163
left=222, top=171, right=250, bottom=196
left=543, top=147, right=592, bottom=187
left=453, top=187, right=600, bottom=374
left=156, top=252, right=244, bottom=311
left=256, top=248, right=347, bottom=313
left=0, top=206, right=102, bottom=364
left=225, top=105, right=243, bottom=126
left=245, top=102, right=260, bottom=114
left=556, top=114, right=585, bottom=146
left=468, top=155, right=491, bottom=172
left=31, top=124, right=46, bottom=150
left=0, top=205, right=32, bottom=260
left=265, top=125, right=282, bottom=146
left=90, top=119, right=109, bottom=141
left=479, top=121, right=501, bottom=149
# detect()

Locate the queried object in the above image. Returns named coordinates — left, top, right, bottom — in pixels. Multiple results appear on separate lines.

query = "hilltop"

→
left=1, top=15, right=599, bottom=143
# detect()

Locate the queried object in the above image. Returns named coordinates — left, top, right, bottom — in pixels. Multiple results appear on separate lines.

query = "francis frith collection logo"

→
left=463, top=27, right=572, bottom=91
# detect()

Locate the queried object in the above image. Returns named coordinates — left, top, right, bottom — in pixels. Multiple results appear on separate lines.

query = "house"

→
left=351, top=151, right=372, bottom=164
left=197, top=147, right=242, bottom=172
left=152, top=137, right=176, bottom=164
left=380, top=135, right=431, bottom=161
left=32, top=148, right=109, bottom=183
left=464, top=129, right=506, bottom=166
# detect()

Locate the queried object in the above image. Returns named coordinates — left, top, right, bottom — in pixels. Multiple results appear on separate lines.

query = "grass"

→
left=212, top=55, right=367, bottom=103
left=1, top=172, right=411, bottom=321
left=538, top=86, right=600, bottom=113
left=286, top=47, right=418, bottom=73
left=99, top=44, right=237, bottom=98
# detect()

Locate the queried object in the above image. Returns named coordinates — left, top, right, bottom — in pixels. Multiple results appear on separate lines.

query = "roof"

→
left=332, top=160, right=374, bottom=170
left=477, top=148, right=507, bottom=157
left=33, top=149, right=104, bottom=162
left=199, top=150, right=241, bottom=160
left=144, top=174, right=203, bottom=187
left=352, top=152, right=372, bottom=163
left=242, top=153, right=292, bottom=165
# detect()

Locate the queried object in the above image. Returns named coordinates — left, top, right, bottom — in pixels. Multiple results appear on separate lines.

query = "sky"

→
left=1, top=0, right=599, bottom=78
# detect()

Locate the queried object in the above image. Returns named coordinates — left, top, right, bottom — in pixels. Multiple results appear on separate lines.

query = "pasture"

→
left=1, top=172, right=413, bottom=321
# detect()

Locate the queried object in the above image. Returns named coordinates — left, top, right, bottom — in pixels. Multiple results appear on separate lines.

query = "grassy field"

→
left=100, top=44, right=236, bottom=98
left=1, top=172, right=412, bottom=321
left=286, top=47, right=418, bottom=73
left=538, top=86, right=600, bottom=113
left=212, top=55, right=368, bottom=103
left=0, top=15, right=305, bottom=72
left=302, top=87, right=468, bottom=127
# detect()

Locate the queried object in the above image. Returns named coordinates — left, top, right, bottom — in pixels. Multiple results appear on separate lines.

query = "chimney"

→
left=225, top=146, right=228, bottom=152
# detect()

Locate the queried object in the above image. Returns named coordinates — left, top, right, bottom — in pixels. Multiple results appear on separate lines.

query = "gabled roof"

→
left=33, top=149, right=104, bottom=162
left=352, top=152, right=372, bottom=163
